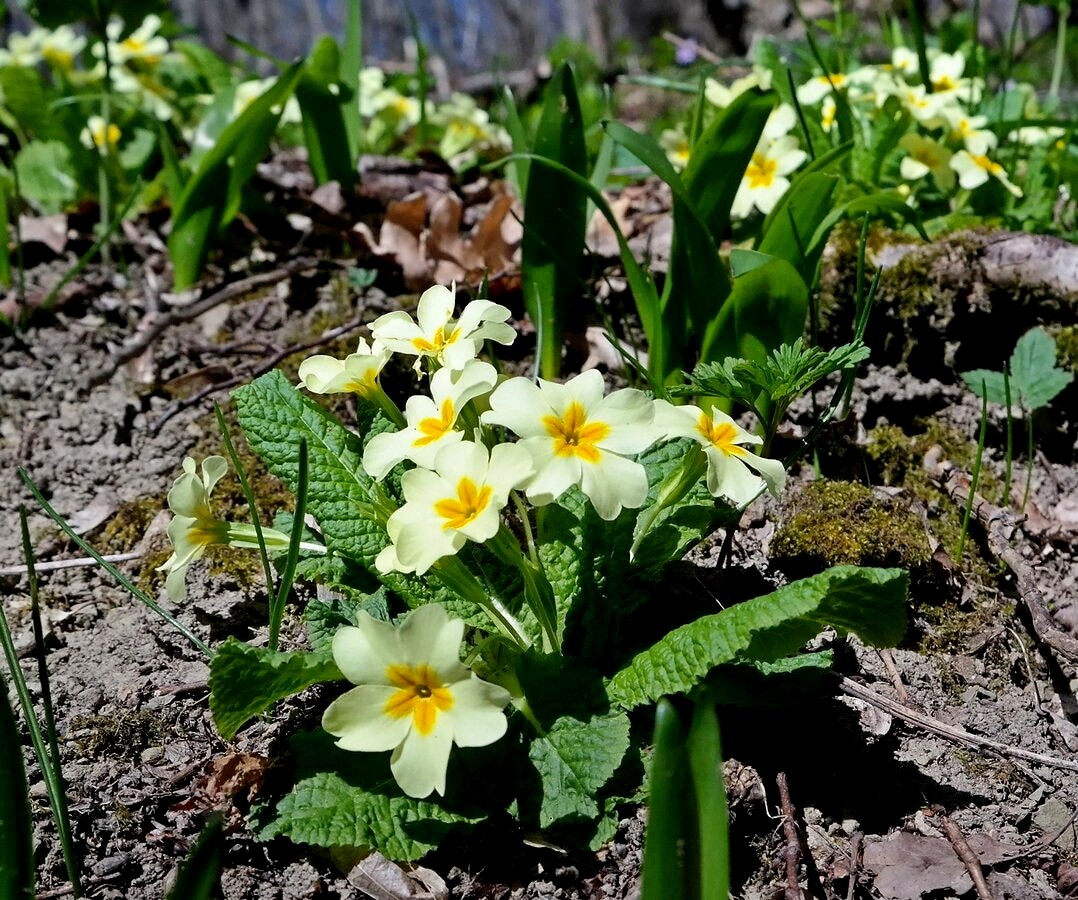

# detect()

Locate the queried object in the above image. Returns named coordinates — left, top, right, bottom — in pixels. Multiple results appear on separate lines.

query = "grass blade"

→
left=0, top=175, right=10, bottom=289
left=268, top=438, right=308, bottom=651
left=501, top=86, right=530, bottom=198
left=0, top=512, right=82, bottom=896
left=905, top=0, right=934, bottom=93
left=165, top=815, right=224, bottom=900
left=17, top=469, right=212, bottom=658
left=0, top=665, right=35, bottom=900
left=956, top=384, right=989, bottom=562
left=214, top=403, right=275, bottom=599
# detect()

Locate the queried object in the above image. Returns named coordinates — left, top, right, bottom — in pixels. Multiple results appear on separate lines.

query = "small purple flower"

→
left=675, top=40, right=699, bottom=66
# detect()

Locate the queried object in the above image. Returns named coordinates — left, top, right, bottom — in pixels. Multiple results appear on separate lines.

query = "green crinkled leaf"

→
left=233, top=371, right=473, bottom=617
left=961, top=327, right=1072, bottom=412
left=527, top=712, right=631, bottom=828
left=305, top=588, right=389, bottom=655
left=14, top=141, right=77, bottom=214
left=264, top=730, right=483, bottom=860
left=516, top=652, right=630, bottom=828
left=209, top=638, right=342, bottom=740
left=608, top=566, right=907, bottom=708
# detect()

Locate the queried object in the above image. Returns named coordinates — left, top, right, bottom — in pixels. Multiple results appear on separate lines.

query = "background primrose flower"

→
left=322, top=604, right=511, bottom=798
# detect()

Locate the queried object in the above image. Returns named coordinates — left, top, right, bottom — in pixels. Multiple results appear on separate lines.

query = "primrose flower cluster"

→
left=666, top=45, right=1068, bottom=216
left=160, top=282, right=787, bottom=799
left=296, top=283, right=785, bottom=576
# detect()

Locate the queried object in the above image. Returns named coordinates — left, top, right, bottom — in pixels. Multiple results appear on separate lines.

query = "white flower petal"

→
left=580, top=452, right=648, bottom=520
left=482, top=377, right=549, bottom=438
left=416, top=284, right=456, bottom=335
left=333, top=617, right=402, bottom=685
left=322, top=684, right=411, bottom=751
left=443, top=676, right=510, bottom=747
left=704, top=450, right=767, bottom=505
left=391, top=721, right=454, bottom=797
left=398, top=604, right=467, bottom=677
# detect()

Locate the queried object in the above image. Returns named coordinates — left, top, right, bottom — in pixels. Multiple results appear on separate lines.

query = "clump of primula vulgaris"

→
left=156, top=281, right=907, bottom=860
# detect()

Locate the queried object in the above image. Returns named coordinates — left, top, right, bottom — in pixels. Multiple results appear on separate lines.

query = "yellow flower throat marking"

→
left=413, top=325, right=460, bottom=353
left=384, top=664, right=454, bottom=735
left=745, top=153, right=778, bottom=189
left=543, top=402, right=610, bottom=464
left=434, top=477, right=492, bottom=530
left=697, top=415, right=746, bottom=457
left=415, top=400, right=455, bottom=447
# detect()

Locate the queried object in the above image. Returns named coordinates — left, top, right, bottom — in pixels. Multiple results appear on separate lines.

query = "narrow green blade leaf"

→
left=341, top=0, right=363, bottom=163
left=758, top=172, right=839, bottom=283
left=609, top=566, right=908, bottom=708
left=169, top=60, right=305, bottom=288
left=687, top=696, right=729, bottom=900
left=296, top=36, right=355, bottom=187
left=521, top=62, right=588, bottom=379
left=0, top=670, right=34, bottom=900
left=641, top=699, right=691, bottom=900
left=209, top=638, right=341, bottom=740
left=165, top=816, right=224, bottom=900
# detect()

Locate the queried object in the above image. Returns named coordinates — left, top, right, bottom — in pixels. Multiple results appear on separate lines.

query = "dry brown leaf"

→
left=346, top=851, right=448, bottom=900
left=201, top=752, right=272, bottom=805
left=863, top=831, right=1020, bottom=900
left=19, top=213, right=69, bottom=254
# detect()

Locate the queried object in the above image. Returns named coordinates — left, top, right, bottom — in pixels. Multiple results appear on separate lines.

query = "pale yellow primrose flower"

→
left=898, top=133, right=955, bottom=191
left=950, top=150, right=1023, bottom=197
left=896, top=85, right=950, bottom=125
left=660, top=126, right=691, bottom=171
left=890, top=47, right=919, bottom=78
left=943, top=109, right=996, bottom=155
left=40, top=26, right=85, bottom=70
left=80, top=115, right=121, bottom=154
left=375, top=440, right=533, bottom=575
left=654, top=402, right=785, bottom=505
left=0, top=30, right=44, bottom=67
left=820, top=96, right=837, bottom=134
left=703, top=68, right=771, bottom=108
left=322, top=603, right=511, bottom=799
left=481, top=369, right=659, bottom=521
left=232, top=78, right=302, bottom=124
left=298, top=337, right=391, bottom=397
left=370, top=284, right=516, bottom=372
left=157, top=457, right=293, bottom=601
left=796, top=72, right=848, bottom=105
left=363, top=360, right=497, bottom=479
left=730, top=135, right=807, bottom=218
left=97, top=15, right=169, bottom=65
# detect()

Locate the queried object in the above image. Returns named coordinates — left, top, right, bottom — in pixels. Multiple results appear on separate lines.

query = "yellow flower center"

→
left=543, top=402, right=610, bottom=463
left=696, top=415, right=746, bottom=457
left=42, top=47, right=73, bottom=68
left=434, top=477, right=492, bottom=530
left=745, top=153, right=778, bottom=189
left=384, top=664, right=454, bottom=735
left=970, top=154, right=1002, bottom=176
left=122, top=36, right=146, bottom=53
left=93, top=122, right=122, bottom=148
left=818, top=73, right=845, bottom=88
left=392, top=96, right=413, bottom=117
left=413, top=325, right=459, bottom=354
left=415, top=399, right=455, bottom=447
left=933, top=74, right=957, bottom=92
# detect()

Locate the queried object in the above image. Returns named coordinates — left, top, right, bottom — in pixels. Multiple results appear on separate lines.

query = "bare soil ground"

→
left=2, top=188, right=1078, bottom=899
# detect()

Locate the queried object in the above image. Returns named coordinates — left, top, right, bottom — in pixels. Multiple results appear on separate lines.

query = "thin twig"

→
left=660, top=30, right=723, bottom=64
left=924, top=451, right=1078, bottom=662
left=0, top=552, right=140, bottom=577
left=878, top=649, right=910, bottom=705
left=777, top=773, right=803, bottom=900
left=845, top=831, right=862, bottom=900
left=938, top=813, right=995, bottom=900
left=837, top=676, right=1078, bottom=773
left=149, top=313, right=367, bottom=434
left=104, top=257, right=320, bottom=377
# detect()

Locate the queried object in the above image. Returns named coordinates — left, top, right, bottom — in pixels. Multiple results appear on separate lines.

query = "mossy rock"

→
left=770, top=480, right=939, bottom=599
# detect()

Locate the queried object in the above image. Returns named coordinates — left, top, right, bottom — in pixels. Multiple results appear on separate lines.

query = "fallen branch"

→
left=104, top=257, right=321, bottom=378
left=149, top=312, right=367, bottom=434
left=837, top=676, right=1078, bottom=773
left=0, top=552, right=140, bottom=577
left=777, top=772, right=803, bottom=900
left=924, top=450, right=1078, bottom=662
